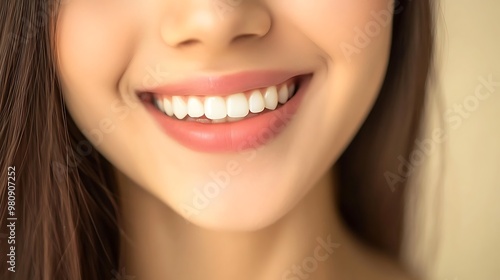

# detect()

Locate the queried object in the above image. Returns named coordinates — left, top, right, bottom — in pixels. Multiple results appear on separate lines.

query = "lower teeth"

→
left=182, top=108, right=281, bottom=124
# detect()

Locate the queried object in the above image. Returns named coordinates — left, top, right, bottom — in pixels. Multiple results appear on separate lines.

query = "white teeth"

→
left=264, top=86, right=278, bottom=110
left=248, top=90, right=265, bottom=113
left=163, top=98, right=174, bottom=116
left=278, top=84, right=289, bottom=104
left=288, top=84, right=296, bottom=98
left=204, top=96, right=227, bottom=120
left=187, top=97, right=204, bottom=118
left=228, top=117, right=244, bottom=122
left=226, top=93, right=249, bottom=118
left=155, top=97, right=165, bottom=112
left=172, top=96, right=187, bottom=119
left=211, top=118, right=226, bottom=123
left=153, top=81, right=298, bottom=121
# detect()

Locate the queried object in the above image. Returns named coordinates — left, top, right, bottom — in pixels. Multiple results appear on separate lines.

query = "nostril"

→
left=232, top=33, right=259, bottom=43
left=177, top=39, right=199, bottom=48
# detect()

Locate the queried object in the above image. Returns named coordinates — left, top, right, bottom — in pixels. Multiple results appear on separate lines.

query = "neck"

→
left=116, top=167, right=387, bottom=280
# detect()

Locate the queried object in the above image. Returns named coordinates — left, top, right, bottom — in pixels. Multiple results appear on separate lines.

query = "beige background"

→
left=403, top=1, right=500, bottom=279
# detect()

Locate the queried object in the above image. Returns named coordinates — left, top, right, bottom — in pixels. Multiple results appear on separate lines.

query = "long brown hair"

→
left=0, top=0, right=434, bottom=278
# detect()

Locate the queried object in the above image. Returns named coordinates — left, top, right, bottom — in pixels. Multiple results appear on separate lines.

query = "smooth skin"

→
left=56, top=0, right=412, bottom=279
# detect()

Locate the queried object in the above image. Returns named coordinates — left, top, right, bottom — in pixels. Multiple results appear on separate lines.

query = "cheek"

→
left=56, top=3, right=138, bottom=110
left=280, top=1, right=394, bottom=165
left=58, top=5, right=126, bottom=84
left=56, top=3, right=141, bottom=143
left=283, top=0, right=393, bottom=61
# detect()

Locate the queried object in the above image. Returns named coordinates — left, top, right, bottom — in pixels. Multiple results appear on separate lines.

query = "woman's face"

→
left=56, top=0, right=394, bottom=230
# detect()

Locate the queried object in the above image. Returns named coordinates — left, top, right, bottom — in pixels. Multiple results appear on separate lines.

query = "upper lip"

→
left=137, top=70, right=307, bottom=97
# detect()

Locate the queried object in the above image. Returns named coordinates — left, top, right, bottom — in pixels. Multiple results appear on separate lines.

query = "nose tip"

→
left=161, top=3, right=271, bottom=51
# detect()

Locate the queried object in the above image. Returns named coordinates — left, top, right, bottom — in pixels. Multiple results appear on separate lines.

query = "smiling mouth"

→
left=137, top=71, right=312, bottom=152
left=139, top=76, right=303, bottom=124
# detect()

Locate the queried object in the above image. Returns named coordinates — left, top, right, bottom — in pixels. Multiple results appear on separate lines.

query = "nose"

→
left=161, top=1, right=271, bottom=53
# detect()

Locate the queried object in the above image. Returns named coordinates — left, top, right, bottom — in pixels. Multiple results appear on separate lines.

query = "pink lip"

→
left=137, top=70, right=308, bottom=97
left=138, top=72, right=313, bottom=153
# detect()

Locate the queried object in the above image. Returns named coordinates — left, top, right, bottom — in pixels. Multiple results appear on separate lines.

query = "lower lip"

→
left=143, top=75, right=312, bottom=153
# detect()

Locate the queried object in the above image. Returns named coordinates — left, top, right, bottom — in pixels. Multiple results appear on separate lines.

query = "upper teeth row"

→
left=153, top=82, right=296, bottom=120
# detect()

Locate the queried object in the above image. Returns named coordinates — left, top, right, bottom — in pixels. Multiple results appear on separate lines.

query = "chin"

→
left=164, top=175, right=300, bottom=232
left=182, top=205, right=287, bottom=232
